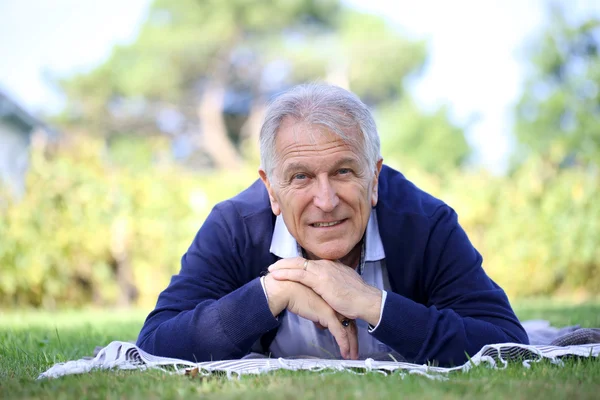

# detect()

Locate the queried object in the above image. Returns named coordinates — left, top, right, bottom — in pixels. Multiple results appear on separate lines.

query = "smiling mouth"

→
left=311, top=220, right=345, bottom=228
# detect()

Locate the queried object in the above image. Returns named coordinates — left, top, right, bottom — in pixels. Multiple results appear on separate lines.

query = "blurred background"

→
left=0, top=0, right=598, bottom=309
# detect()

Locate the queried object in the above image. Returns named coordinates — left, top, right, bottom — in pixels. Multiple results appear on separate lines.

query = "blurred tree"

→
left=57, top=0, right=468, bottom=172
left=377, top=99, right=471, bottom=175
left=59, top=0, right=341, bottom=169
left=514, top=4, right=600, bottom=168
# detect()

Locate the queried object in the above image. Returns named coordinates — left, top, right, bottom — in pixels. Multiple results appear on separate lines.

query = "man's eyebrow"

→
left=282, top=162, right=309, bottom=175
left=282, top=157, right=361, bottom=175
left=331, top=157, right=361, bottom=169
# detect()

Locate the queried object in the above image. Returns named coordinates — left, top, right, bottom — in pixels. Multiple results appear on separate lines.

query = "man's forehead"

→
left=275, top=117, right=362, bottom=151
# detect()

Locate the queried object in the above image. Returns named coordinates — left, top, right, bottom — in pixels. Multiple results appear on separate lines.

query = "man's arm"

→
left=269, top=205, right=528, bottom=366
left=369, top=205, right=528, bottom=366
left=137, top=203, right=359, bottom=361
left=136, top=204, right=280, bottom=362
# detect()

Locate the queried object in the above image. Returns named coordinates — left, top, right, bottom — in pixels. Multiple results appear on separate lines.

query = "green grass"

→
left=1, top=300, right=599, bottom=399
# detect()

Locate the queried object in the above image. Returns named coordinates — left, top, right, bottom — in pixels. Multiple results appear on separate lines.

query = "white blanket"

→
left=38, top=320, right=600, bottom=380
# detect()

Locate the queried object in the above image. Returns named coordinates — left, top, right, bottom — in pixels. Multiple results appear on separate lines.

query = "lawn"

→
left=1, top=300, right=599, bottom=399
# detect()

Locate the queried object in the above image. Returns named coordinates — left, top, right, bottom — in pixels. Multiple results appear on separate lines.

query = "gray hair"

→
left=259, top=83, right=381, bottom=180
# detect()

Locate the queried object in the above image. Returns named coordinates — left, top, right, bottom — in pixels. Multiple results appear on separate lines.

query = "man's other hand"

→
left=268, top=257, right=382, bottom=327
left=263, top=274, right=358, bottom=360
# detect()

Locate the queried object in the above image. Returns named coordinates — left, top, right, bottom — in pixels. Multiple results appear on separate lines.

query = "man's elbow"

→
left=503, top=323, right=530, bottom=345
left=136, top=328, right=156, bottom=355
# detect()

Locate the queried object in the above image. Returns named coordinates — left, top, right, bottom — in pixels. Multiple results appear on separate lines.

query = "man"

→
left=137, top=83, right=528, bottom=366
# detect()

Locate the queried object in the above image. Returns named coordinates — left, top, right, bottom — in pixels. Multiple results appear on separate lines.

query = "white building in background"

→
left=0, top=91, right=55, bottom=197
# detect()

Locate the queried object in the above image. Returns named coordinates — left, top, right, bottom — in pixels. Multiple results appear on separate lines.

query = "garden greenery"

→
left=1, top=137, right=598, bottom=307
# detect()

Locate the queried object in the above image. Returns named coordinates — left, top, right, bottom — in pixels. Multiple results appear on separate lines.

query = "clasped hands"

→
left=263, top=257, right=382, bottom=360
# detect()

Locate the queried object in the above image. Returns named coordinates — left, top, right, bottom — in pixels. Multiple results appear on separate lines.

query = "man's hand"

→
left=263, top=274, right=359, bottom=360
left=268, top=257, right=383, bottom=326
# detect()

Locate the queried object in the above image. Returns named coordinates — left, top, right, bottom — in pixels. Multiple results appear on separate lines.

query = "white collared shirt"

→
left=263, top=209, right=392, bottom=359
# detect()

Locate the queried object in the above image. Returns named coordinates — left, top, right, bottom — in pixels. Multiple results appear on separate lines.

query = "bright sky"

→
left=0, top=0, right=149, bottom=111
left=1, top=0, right=599, bottom=173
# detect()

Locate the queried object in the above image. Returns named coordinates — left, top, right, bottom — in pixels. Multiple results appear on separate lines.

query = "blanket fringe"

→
left=38, top=341, right=599, bottom=380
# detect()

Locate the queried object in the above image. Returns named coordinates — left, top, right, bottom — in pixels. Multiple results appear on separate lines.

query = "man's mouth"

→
left=311, top=220, right=344, bottom=228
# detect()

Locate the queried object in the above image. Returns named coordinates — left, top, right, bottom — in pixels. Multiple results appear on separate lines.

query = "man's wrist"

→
left=367, top=290, right=387, bottom=332
left=359, top=286, right=383, bottom=326
left=263, top=274, right=288, bottom=317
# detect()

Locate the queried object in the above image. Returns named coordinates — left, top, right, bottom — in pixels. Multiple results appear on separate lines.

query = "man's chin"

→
left=305, top=244, right=353, bottom=262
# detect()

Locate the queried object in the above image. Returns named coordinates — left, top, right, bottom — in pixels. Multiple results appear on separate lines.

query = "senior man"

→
left=137, top=83, right=528, bottom=366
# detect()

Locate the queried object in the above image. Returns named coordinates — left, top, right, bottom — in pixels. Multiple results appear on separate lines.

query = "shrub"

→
left=1, top=139, right=598, bottom=307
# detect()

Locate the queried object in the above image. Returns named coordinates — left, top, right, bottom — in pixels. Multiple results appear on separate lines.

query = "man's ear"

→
left=371, top=159, right=384, bottom=207
left=259, top=168, right=281, bottom=216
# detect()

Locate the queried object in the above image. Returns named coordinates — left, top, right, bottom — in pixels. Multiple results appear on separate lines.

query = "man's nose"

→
left=313, top=176, right=339, bottom=212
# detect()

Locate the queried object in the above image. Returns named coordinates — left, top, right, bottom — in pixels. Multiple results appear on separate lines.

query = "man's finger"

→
left=324, top=316, right=351, bottom=359
left=347, top=320, right=359, bottom=360
left=269, top=269, right=320, bottom=289
left=268, top=257, right=306, bottom=272
left=335, top=313, right=358, bottom=360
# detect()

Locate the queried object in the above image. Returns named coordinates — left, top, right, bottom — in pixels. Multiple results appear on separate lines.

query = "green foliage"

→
left=514, top=5, right=600, bottom=167
left=0, top=137, right=256, bottom=308
left=378, top=99, right=471, bottom=174
left=9, top=1, right=600, bottom=308
left=57, top=0, right=342, bottom=136
left=54, top=0, right=467, bottom=174
left=432, top=158, right=600, bottom=298
left=1, top=136, right=598, bottom=307
left=337, top=10, right=427, bottom=103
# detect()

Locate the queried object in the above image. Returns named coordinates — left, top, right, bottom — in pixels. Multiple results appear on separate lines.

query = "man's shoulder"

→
left=207, top=178, right=275, bottom=269
left=214, top=178, right=272, bottom=220
left=378, top=164, right=448, bottom=220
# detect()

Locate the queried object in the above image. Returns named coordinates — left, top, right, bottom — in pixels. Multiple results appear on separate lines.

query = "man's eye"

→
left=293, top=173, right=307, bottom=180
left=338, top=168, right=351, bottom=175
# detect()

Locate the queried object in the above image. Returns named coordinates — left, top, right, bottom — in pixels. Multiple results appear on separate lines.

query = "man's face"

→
left=260, top=117, right=382, bottom=262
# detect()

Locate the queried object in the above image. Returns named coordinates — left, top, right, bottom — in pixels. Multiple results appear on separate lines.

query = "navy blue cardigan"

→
left=137, top=165, right=528, bottom=366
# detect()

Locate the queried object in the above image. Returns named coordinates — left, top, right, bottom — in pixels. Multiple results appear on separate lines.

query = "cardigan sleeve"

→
left=136, top=204, right=279, bottom=362
left=370, top=205, right=528, bottom=366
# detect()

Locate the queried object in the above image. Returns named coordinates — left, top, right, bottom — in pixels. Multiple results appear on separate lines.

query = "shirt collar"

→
left=269, top=209, right=385, bottom=262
